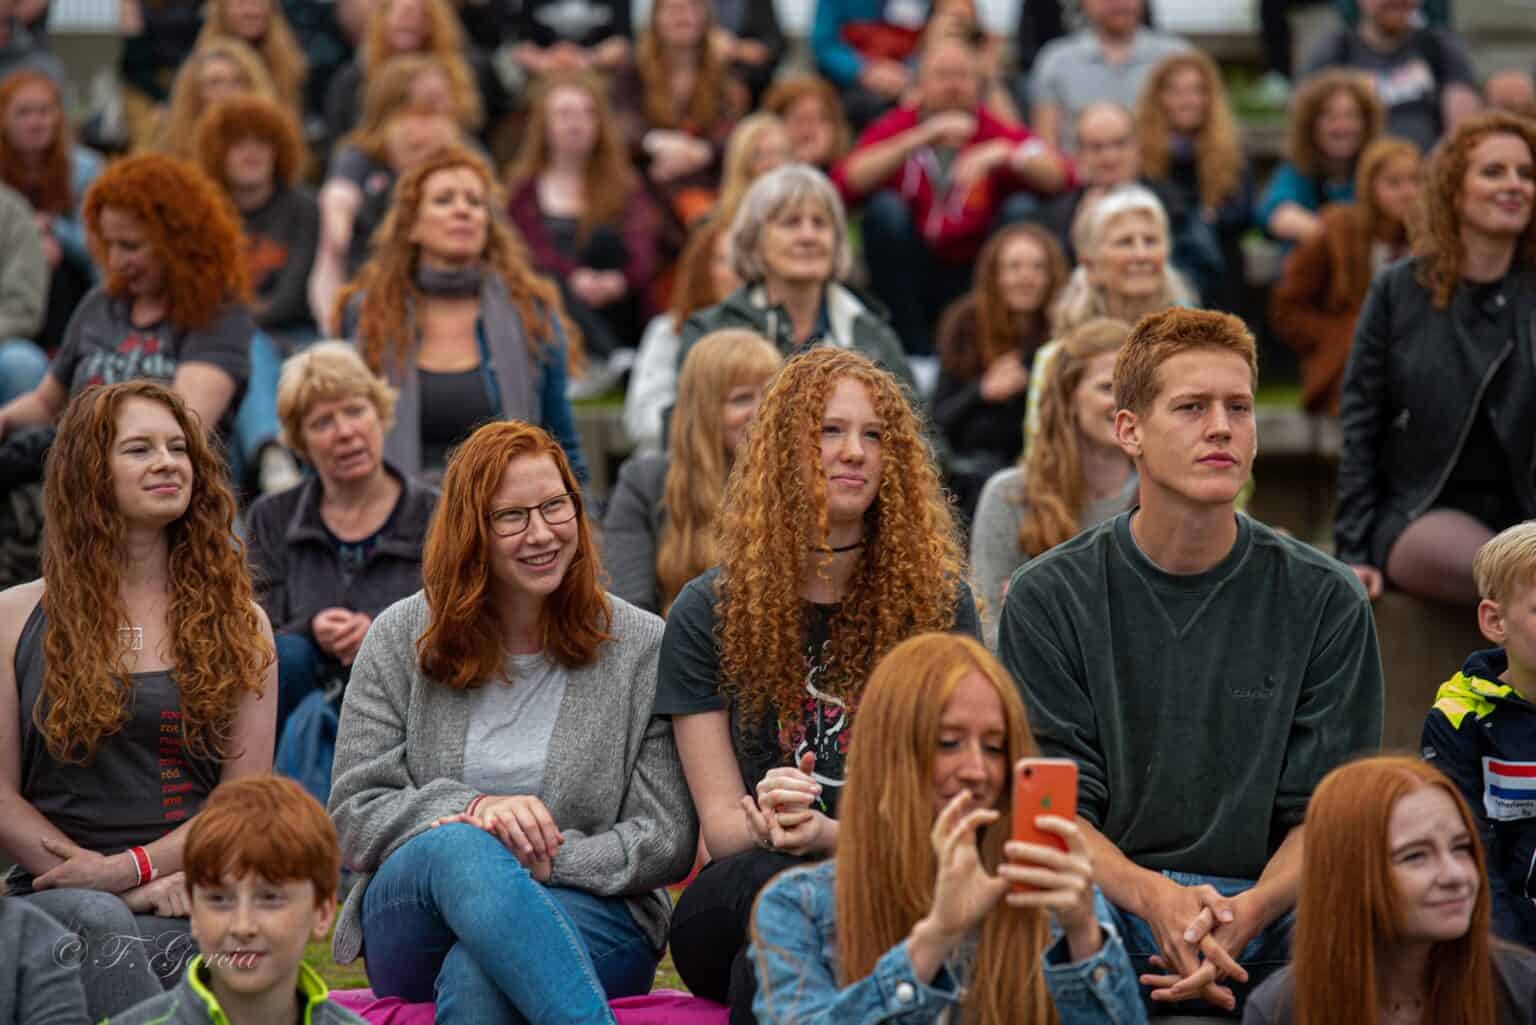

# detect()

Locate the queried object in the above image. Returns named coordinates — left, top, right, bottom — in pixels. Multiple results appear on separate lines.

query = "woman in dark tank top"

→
left=0, top=380, right=276, bottom=1021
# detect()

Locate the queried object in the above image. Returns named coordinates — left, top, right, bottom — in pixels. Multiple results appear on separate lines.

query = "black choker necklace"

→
left=815, top=539, right=866, bottom=554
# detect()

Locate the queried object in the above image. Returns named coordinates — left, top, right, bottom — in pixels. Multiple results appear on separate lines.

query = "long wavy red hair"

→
left=635, top=0, right=730, bottom=132
left=37, top=381, right=269, bottom=764
left=1018, top=318, right=1130, bottom=557
left=826, top=633, right=1056, bottom=1025
left=1414, top=111, right=1536, bottom=310
left=339, top=145, right=578, bottom=375
left=193, top=0, right=308, bottom=112
left=715, top=348, right=964, bottom=733
left=505, top=71, right=639, bottom=245
left=82, top=153, right=251, bottom=331
left=1284, top=69, right=1383, bottom=180
left=1292, top=756, right=1497, bottom=1025
left=938, top=223, right=1067, bottom=382
left=357, top=0, right=478, bottom=127
left=417, top=421, right=611, bottom=688
left=0, top=70, right=72, bottom=215
left=1137, top=51, right=1242, bottom=212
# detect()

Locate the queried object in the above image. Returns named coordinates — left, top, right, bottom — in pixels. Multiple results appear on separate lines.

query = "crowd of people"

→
left=5, top=0, right=1536, bottom=1023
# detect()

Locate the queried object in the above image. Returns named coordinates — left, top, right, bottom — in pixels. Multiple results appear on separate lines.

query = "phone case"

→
left=1012, top=758, right=1078, bottom=853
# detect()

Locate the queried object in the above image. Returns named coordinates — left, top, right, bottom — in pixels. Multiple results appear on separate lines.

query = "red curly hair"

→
left=339, top=145, right=579, bottom=375
left=0, top=70, right=72, bottom=215
left=1414, top=111, right=1536, bottom=310
left=194, top=94, right=307, bottom=189
left=417, top=421, right=611, bottom=688
left=715, top=348, right=965, bottom=733
left=83, top=153, right=251, bottom=331
left=37, top=381, right=270, bottom=765
left=1285, top=69, right=1383, bottom=180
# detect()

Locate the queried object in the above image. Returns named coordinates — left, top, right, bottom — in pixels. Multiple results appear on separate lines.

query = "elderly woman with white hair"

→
left=676, top=162, right=915, bottom=394
left=245, top=340, right=439, bottom=743
left=1024, top=184, right=1196, bottom=441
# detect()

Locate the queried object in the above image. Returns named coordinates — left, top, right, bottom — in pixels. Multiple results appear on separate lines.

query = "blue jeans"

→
left=361, top=823, right=657, bottom=1025
left=231, top=330, right=282, bottom=483
left=274, top=632, right=338, bottom=739
left=1108, top=871, right=1293, bottom=1016
left=0, top=337, right=48, bottom=403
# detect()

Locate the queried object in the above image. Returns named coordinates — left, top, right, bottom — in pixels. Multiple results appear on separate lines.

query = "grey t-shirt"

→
left=460, top=652, right=569, bottom=798
left=9, top=604, right=222, bottom=893
left=654, top=566, right=980, bottom=817
left=49, top=286, right=252, bottom=431
left=1302, top=28, right=1476, bottom=152
left=1028, top=28, right=1189, bottom=150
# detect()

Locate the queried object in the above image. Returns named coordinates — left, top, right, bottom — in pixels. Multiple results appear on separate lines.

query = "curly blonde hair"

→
left=1285, top=69, right=1383, bottom=180
left=1414, top=111, right=1536, bottom=310
left=83, top=153, right=251, bottom=330
left=656, top=329, right=782, bottom=614
left=193, top=0, right=308, bottom=112
left=37, top=381, right=270, bottom=765
left=1018, top=319, right=1130, bottom=558
left=1137, top=51, right=1242, bottom=212
left=338, top=145, right=579, bottom=375
left=715, top=348, right=964, bottom=732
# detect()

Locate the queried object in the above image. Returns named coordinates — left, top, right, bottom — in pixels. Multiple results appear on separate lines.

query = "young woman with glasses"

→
left=328, top=419, right=697, bottom=1024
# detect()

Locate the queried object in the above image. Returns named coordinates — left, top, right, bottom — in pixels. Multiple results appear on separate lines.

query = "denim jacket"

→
left=751, top=861, right=1146, bottom=1025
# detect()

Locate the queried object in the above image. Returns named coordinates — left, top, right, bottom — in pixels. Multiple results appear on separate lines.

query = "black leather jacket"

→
left=1335, top=259, right=1536, bottom=567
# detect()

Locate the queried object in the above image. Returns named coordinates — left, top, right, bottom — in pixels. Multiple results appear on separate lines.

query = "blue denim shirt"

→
left=751, top=861, right=1147, bottom=1025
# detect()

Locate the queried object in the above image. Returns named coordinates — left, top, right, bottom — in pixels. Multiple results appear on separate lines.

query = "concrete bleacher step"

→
left=1373, top=590, right=1485, bottom=753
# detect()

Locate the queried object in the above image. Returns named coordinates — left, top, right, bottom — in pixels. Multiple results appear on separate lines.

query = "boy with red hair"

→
left=108, top=776, right=363, bottom=1025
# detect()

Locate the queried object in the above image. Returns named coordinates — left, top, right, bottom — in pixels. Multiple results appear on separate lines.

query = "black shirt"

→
left=1441, top=277, right=1525, bottom=530
left=418, top=366, right=496, bottom=470
left=654, top=565, right=980, bottom=817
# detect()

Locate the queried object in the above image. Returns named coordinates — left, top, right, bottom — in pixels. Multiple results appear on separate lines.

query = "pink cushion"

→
left=330, top=988, right=728, bottom=1025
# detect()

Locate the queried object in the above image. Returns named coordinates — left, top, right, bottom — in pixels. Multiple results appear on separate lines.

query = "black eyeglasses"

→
left=489, top=492, right=578, bottom=537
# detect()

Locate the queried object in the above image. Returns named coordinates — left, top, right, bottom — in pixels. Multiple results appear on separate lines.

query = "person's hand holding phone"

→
left=1001, top=817, right=1100, bottom=960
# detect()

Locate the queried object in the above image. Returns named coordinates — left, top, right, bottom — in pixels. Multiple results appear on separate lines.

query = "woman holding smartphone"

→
left=750, top=632, right=1141, bottom=1025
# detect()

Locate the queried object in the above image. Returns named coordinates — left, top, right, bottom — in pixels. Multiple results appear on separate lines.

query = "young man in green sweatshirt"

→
left=998, top=307, right=1383, bottom=1013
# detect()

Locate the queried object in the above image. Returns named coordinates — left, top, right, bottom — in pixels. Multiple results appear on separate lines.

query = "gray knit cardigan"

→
left=328, top=589, right=698, bottom=963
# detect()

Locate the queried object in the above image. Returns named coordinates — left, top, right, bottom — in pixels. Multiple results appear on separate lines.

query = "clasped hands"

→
left=740, top=752, right=838, bottom=857
left=1136, top=876, right=1264, bottom=1011
left=432, top=795, right=563, bottom=882
left=33, top=837, right=190, bottom=917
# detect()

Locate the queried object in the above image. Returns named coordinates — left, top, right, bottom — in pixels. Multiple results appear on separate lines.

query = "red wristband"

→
left=467, top=795, right=485, bottom=818
left=128, top=846, right=153, bottom=886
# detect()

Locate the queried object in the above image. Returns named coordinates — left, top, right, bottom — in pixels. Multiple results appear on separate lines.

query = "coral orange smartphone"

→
left=1012, top=758, right=1078, bottom=854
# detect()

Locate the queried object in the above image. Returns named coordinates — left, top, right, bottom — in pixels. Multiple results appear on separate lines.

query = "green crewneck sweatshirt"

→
left=998, top=511, right=1383, bottom=879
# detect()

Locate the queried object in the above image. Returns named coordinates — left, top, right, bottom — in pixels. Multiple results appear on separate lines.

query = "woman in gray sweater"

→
left=328, top=420, right=697, bottom=1025
left=970, top=319, right=1137, bottom=647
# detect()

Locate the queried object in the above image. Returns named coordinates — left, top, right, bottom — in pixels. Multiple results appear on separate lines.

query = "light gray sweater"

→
left=328, top=590, right=698, bottom=963
left=970, top=467, right=1138, bottom=649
